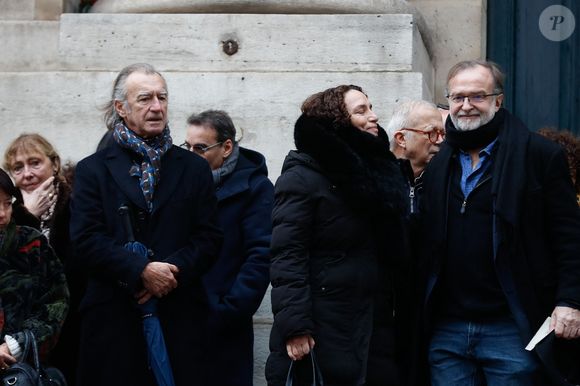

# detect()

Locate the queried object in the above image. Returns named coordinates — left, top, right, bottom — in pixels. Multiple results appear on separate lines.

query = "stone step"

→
left=0, top=21, right=61, bottom=71
left=253, top=320, right=273, bottom=386
left=0, top=70, right=428, bottom=178
left=59, top=13, right=431, bottom=79
left=91, top=0, right=415, bottom=15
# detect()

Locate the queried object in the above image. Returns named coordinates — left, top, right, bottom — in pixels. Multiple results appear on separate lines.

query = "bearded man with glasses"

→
left=420, top=60, right=580, bottom=386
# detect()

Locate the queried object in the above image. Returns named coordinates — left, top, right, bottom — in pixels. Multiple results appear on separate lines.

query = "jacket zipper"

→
left=460, top=175, right=492, bottom=214
left=409, top=186, right=415, bottom=214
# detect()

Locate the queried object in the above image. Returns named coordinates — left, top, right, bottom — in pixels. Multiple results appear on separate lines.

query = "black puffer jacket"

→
left=266, top=115, right=407, bottom=386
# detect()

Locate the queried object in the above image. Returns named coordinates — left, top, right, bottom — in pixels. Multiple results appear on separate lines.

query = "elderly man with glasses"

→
left=420, top=60, right=580, bottom=386
left=386, top=100, right=445, bottom=215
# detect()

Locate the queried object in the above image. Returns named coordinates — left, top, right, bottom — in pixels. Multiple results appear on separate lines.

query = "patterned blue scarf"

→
left=113, top=123, right=173, bottom=212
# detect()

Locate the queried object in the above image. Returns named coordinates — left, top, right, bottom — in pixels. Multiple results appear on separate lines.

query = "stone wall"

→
left=0, top=12, right=433, bottom=180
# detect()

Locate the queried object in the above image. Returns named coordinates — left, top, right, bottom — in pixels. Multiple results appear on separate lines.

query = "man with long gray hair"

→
left=70, top=63, right=222, bottom=386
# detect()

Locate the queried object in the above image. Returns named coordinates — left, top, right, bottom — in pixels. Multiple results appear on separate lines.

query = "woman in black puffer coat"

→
left=266, top=85, right=408, bottom=386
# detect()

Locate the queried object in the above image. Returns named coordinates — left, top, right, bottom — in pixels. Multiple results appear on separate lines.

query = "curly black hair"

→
left=301, top=85, right=364, bottom=127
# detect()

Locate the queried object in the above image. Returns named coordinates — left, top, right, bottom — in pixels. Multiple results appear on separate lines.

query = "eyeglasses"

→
left=446, top=93, right=502, bottom=105
left=179, top=141, right=223, bottom=153
left=400, top=127, right=445, bottom=144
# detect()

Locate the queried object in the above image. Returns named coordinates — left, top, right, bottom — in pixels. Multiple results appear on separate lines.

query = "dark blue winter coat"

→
left=70, top=143, right=222, bottom=386
left=203, top=146, right=273, bottom=386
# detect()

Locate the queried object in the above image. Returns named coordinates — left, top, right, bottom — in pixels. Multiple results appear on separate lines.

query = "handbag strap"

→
left=21, top=330, right=42, bottom=373
left=19, top=329, right=31, bottom=365
left=285, top=350, right=324, bottom=386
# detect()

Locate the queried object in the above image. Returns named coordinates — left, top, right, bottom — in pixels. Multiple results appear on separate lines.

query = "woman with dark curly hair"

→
left=537, top=127, right=580, bottom=205
left=266, top=85, right=408, bottom=386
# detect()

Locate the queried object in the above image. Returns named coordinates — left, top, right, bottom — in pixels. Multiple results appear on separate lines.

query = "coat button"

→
left=321, top=286, right=326, bottom=291
left=137, top=211, right=146, bottom=221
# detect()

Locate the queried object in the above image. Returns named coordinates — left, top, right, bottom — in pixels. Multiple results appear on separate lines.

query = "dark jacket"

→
left=10, top=178, right=80, bottom=385
left=266, top=115, right=407, bottom=386
left=0, top=223, right=69, bottom=358
left=203, top=147, right=273, bottom=386
left=14, top=179, right=73, bottom=266
left=34, top=180, right=82, bottom=386
left=422, top=109, right=580, bottom=385
left=398, top=159, right=424, bottom=216
left=69, top=143, right=222, bottom=386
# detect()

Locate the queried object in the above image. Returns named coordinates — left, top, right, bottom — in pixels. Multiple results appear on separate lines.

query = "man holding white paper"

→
left=421, top=60, right=580, bottom=386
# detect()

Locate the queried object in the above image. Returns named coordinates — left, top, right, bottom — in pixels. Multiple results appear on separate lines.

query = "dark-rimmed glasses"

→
left=446, top=93, right=502, bottom=105
left=179, top=141, right=223, bottom=154
left=400, top=127, right=445, bottom=144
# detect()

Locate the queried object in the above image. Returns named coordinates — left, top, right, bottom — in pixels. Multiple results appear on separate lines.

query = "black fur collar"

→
left=294, top=114, right=408, bottom=216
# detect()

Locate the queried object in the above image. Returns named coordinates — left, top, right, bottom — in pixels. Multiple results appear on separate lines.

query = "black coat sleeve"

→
left=270, top=169, right=316, bottom=340
left=541, top=145, right=580, bottom=308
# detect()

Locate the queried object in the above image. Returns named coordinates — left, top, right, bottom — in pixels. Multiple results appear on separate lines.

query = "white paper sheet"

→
left=525, top=316, right=553, bottom=351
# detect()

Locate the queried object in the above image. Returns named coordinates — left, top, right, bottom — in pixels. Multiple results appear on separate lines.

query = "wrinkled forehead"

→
left=410, top=106, right=444, bottom=129
left=126, top=72, right=167, bottom=94
left=448, top=65, right=495, bottom=93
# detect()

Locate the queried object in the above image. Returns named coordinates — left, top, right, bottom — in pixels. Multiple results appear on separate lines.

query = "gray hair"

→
left=386, top=100, right=437, bottom=150
left=102, top=63, right=166, bottom=131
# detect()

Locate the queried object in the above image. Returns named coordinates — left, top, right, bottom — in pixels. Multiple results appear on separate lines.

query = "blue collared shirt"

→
left=458, top=138, right=498, bottom=197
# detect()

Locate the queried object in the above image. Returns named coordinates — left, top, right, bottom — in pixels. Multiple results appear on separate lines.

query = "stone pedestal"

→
left=91, top=0, right=417, bottom=15
left=1, top=13, right=433, bottom=177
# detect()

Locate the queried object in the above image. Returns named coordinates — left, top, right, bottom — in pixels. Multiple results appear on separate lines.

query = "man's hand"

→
left=140, top=262, right=179, bottom=299
left=135, top=289, right=153, bottom=305
left=0, top=343, right=16, bottom=370
left=550, top=306, right=580, bottom=339
left=22, top=176, right=56, bottom=217
left=286, top=334, right=315, bottom=361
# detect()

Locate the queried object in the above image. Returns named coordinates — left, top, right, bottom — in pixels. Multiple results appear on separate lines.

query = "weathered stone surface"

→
left=91, top=0, right=415, bottom=15
left=59, top=13, right=430, bottom=74
left=0, top=71, right=428, bottom=179
left=253, top=319, right=272, bottom=386
left=0, top=0, right=35, bottom=20
left=0, top=21, right=61, bottom=71
left=409, top=0, right=487, bottom=104
left=35, top=0, right=63, bottom=20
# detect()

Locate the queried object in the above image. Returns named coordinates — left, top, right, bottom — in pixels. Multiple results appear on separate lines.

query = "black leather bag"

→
left=535, top=331, right=580, bottom=386
left=285, top=350, right=324, bottom=386
left=1, top=331, right=67, bottom=386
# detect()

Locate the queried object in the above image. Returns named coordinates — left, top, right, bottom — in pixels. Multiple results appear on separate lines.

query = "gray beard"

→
left=451, top=106, right=496, bottom=132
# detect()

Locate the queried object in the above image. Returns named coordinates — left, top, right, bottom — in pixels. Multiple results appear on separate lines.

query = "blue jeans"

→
left=429, top=318, right=538, bottom=386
